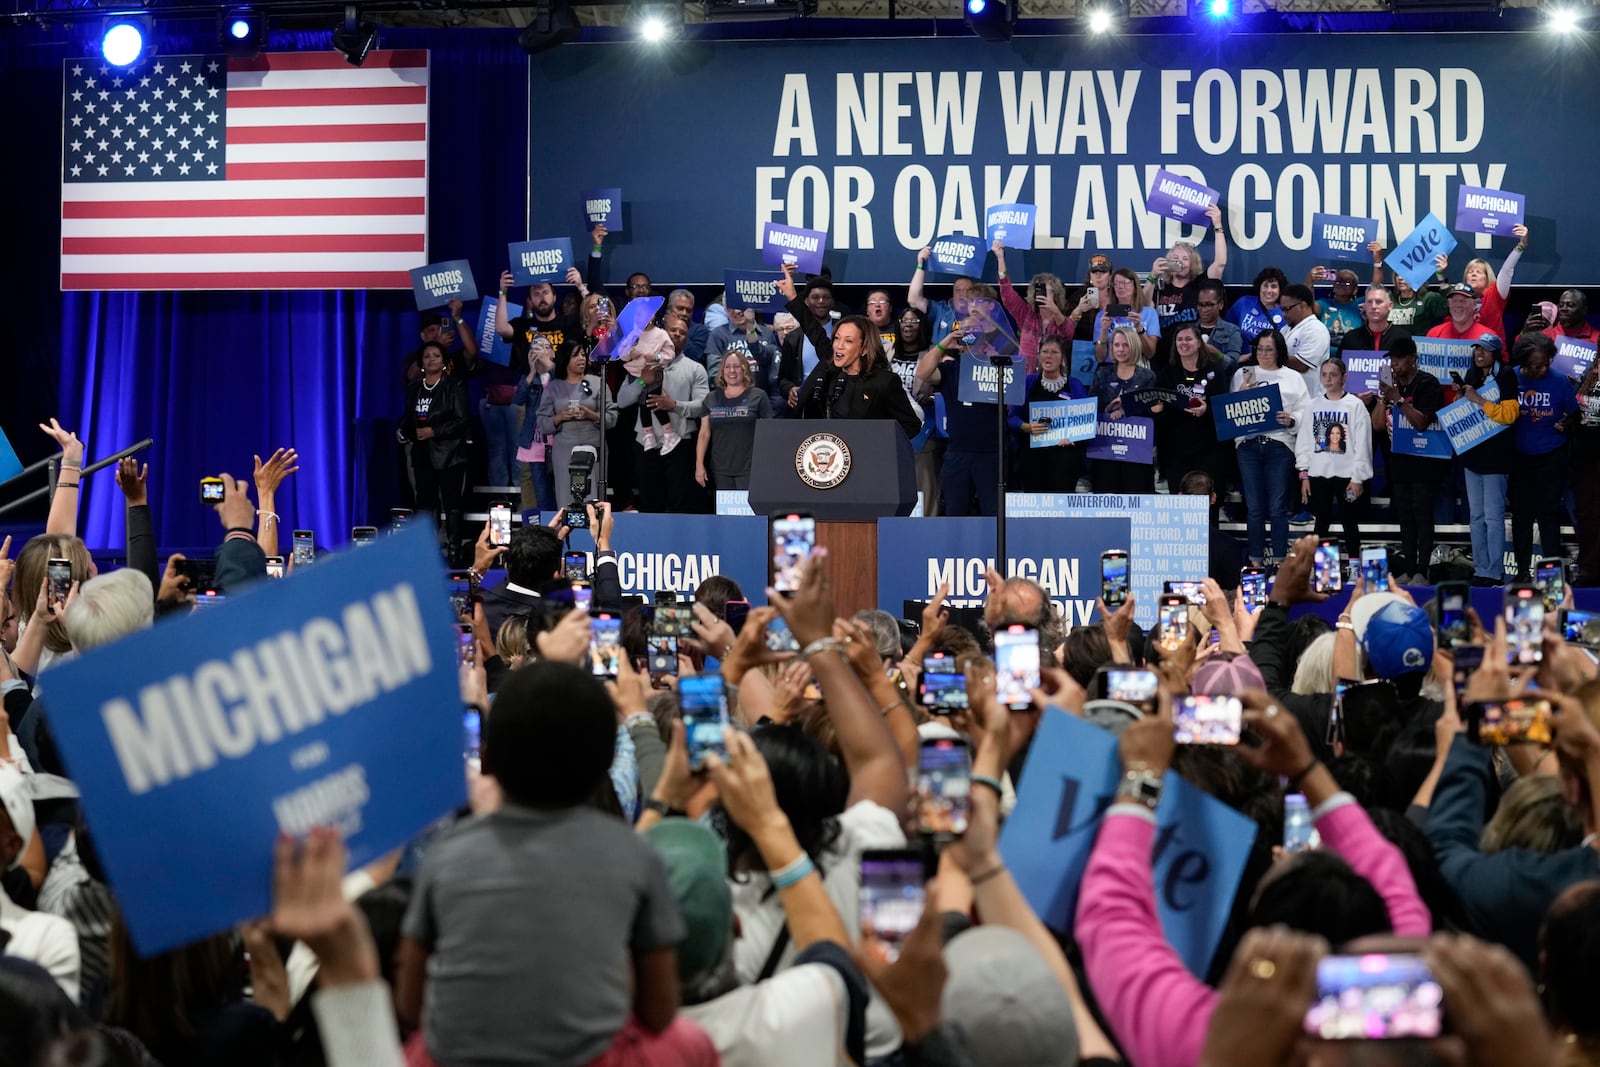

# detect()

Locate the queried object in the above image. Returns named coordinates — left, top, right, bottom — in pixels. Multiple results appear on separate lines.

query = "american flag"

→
left=60, top=50, right=429, bottom=291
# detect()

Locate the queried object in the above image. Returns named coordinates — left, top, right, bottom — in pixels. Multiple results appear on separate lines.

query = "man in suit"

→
left=479, top=504, right=623, bottom=634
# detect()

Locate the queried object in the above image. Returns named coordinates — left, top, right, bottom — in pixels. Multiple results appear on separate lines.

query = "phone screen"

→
left=723, top=600, right=751, bottom=634
left=1504, top=586, right=1545, bottom=666
left=564, top=552, right=588, bottom=581
left=1158, top=595, right=1189, bottom=645
left=1537, top=558, right=1565, bottom=610
left=292, top=530, right=315, bottom=567
left=657, top=606, right=695, bottom=638
left=390, top=508, right=412, bottom=527
left=447, top=571, right=473, bottom=618
left=917, top=738, right=972, bottom=837
left=679, top=676, right=730, bottom=771
left=47, top=559, right=72, bottom=607
left=490, top=503, right=512, bottom=547
left=200, top=477, right=225, bottom=505
left=352, top=526, right=378, bottom=546
left=572, top=583, right=593, bottom=615
left=566, top=505, right=591, bottom=531
left=766, top=617, right=801, bottom=653
left=456, top=624, right=475, bottom=668
left=1361, top=547, right=1389, bottom=591
left=1101, top=551, right=1129, bottom=607
left=1314, top=540, right=1342, bottom=594
left=191, top=591, right=226, bottom=609
left=1451, top=645, right=1485, bottom=698
left=1436, top=583, right=1470, bottom=651
left=1105, top=668, right=1159, bottom=706
left=1164, top=580, right=1206, bottom=606
left=993, top=626, right=1040, bottom=709
left=589, top=615, right=623, bottom=679
left=1174, top=694, right=1243, bottom=745
left=1562, top=608, right=1600, bottom=645
left=265, top=556, right=285, bottom=580
left=859, top=851, right=927, bottom=965
left=919, top=653, right=968, bottom=713
left=647, top=634, right=679, bottom=679
left=1240, top=568, right=1267, bottom=611
left=1469, top=698, right=1554, bottom=745
left=463, top=707, right=482, bottom=770
left=1304, top=954, right=1443, bottom=1040
left=772, top=513, right=816, bottom=594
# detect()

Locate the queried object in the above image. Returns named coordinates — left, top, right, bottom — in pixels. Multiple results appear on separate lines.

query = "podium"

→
left=748, top=421, right=917, bottom=616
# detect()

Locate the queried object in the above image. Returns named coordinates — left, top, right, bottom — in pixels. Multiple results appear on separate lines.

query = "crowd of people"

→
left=403, top=223, right=1600, bottom=585
left=2, top=398, right=1600, bottom=1067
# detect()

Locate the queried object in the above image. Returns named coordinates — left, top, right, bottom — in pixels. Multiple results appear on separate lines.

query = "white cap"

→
left=0, top=764, right=35, bottom=869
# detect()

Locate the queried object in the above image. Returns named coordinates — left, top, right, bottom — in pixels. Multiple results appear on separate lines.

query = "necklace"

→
left=422, top=374, right=442, bottom=391
left=1038, top=373, right=1068, bottom=394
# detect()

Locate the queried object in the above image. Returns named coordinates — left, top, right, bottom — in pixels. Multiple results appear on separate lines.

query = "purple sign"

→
left=1553, top=336, right=1598, bottom=382
left=1454, top=185, right=1525, bottom=237
left=1086, top=416, right=1154, bottom=464
left=761, top=222, right=827, bottom=274
left=1144, top=168, right=1219, bottom=225
left=1341, top=350, right=1387, bottom=394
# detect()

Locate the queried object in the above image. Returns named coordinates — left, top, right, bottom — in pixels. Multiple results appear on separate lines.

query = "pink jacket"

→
left=1076, top=795, right=1430, bottom=1067
left=998, top=276, right=1061, bottom=376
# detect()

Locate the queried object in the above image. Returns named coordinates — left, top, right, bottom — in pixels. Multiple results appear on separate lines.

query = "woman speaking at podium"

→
left=780, top=264, right=922, bottom=438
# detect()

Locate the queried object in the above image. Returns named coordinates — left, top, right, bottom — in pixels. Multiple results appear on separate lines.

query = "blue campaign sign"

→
left=509, top=238, right=574, bottom=285
left=957, top=352, right=1026, bottom=405
left=985, top=203, right=1036, bottom=249
left=761, top=222, right=827, bottom=273
left=1454, top=184, right=1523, bottom=237
left=999, top=709, right=1256, bottom=975
left=1438, top=379, right=1508, bottom=454
left=1145, top=168, right=1218, bottom=225
left=553, top=512, right=769, bottom=601
left=1086, top=416, right=1154, bottom=464
left=0, top=426, right=21, bottom=483
left=409, top=259, right=477, bottom=310
left=1008, top=492, right=1209, bottom=626
left=43, top=525, right=465, bottom=955
left=1414, top=337, right=1475, bottom=381
left=1211, top=383, right=1283, bottom=441
left=929, top=233, right=985, bottom=275
left=1553, top=336, right=1598, bottom=382
left=1386, top=213, right=1458, bottom=293
left=528, top=36, right=1600, bottom=285
left=877, top=516, right=1129, bottom=624
left=723, top=269, right=789, bottom=315
left=581, top=186, right=624, bottom=231
left=1070, top=341, right=1099, bottom=389
left=1310, top=213, right=1378, bottom=263
left=1031, top=397, right=1097, bottom=446
left=476, top=296, right=510, bottom=366
left=1341, top=350, right=1387, bottom=394
left=1390, top=407, right=1453, bottom=459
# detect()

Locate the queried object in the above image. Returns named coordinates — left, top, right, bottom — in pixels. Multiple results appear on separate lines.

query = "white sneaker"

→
left=642, top=427, right=660, bottom=452
left=661, top=427, right=683, bottom=455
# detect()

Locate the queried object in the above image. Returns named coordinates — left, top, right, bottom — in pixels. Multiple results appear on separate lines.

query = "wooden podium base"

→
left=816, top=520, right=878, bottom=617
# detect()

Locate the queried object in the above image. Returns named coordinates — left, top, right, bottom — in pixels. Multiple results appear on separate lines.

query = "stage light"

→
left=1208, top=0, right=1230, bottom=16
left=1081, top=0, right=1126, bottom=34
left=331, top=5, right=377, bottom=65
left=640, top=15, right=666, bottom=38
left=219, top=8, right=266, bottom=55
left=1549, top=6, right=1583, bottom=31
left=1087, top=7, right=1114, bottom=31
left=632, top=3, right=681, bottom=41
left=101, top=15, right=150, bottom=68
left=964, top=0, right=1016, bottom=41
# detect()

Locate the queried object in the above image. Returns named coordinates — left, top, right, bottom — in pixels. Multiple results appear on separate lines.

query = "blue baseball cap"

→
left=1355, top=597, right=1435, bottom=677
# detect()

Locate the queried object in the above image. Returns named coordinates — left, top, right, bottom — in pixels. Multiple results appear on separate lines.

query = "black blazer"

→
left=401, top=375, right=471, bottom=470
left=777, top=294, right=829, bottom=407
left=795, top=361, right=923, bottom=439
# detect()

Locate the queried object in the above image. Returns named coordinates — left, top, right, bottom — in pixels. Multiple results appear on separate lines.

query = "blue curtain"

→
left=6, top=26, right=529, bottom=551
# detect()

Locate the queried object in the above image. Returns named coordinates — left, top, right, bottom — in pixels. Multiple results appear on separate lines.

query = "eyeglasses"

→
left=867, top=299, right=890, bottom=306
left=1198, top=300, right=1221, bottom=308
left=1279, top=300, right=1303, bottom=312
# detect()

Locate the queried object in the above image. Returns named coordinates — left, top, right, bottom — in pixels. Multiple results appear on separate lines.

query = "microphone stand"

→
left=988, top=353, right=1014, bottom=569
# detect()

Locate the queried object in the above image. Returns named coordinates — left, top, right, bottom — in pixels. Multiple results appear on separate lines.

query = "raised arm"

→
left=1497, top=224, right=1528, bottom=300
left=908, top=246, right=933, bottom=313
left=1205, top=204, right=1228, bottom=278
left=252, top=448, right=299, bottom=560
left=494, top=270, right=516, bottom=341
left=449, top=298, right=478, bottom=367
left=586, top=223, right=607, bottom=293
left=40, top=420, right=84, bottom=537
left=114, top=459, right=160, bottom=594
left=769, top=551, right=907, bottom=813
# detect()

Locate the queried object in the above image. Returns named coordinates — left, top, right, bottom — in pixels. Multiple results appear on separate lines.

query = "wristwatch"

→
left=644, top=798, right=686, bottom=819
left=1115, top=768, right=1164, bottom=811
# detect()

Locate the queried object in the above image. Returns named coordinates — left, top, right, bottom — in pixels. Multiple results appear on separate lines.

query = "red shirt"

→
left=1548, top=321, right=1600, bottom=344
left=1427, top=318, right=1490, bottom=341
left=1475, top=285, right=1507, bottom=340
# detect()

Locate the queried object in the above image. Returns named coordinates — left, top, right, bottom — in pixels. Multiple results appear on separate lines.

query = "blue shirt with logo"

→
left=1515, top=371, right=1578, bottom=456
